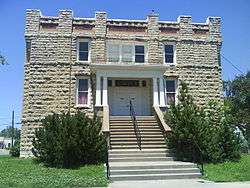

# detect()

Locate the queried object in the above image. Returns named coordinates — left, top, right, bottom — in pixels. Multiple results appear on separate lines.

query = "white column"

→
left=102, top=77, right=108, bottom=106
left=159, top=77, right=166, bottom=106
left=95, top=75, right=101, bottom=106
left=153, top=77, right=159, bottom=106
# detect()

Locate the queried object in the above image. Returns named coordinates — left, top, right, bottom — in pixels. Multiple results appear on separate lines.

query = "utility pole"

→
left=11, top=110, right=14, bottom=147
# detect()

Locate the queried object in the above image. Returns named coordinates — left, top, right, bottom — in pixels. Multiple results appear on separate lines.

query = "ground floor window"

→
left=165, top=80, right=177, bottom=105
left=76, top=77, right=90, bottom=106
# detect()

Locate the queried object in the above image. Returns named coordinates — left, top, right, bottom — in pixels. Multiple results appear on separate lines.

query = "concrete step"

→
left=110, top=128, right=162, bottom=132
left=110, top=126, right=160, bottom=130
left=110, top=134, right=164, bottom=138
left=109, top=156, right=174, bottom=162
left=110, top=131, right=163, bottom=135
left=110, top=116, right=155, bottom=120
left=109, top=161, right=198, bottom=170
left=110, top=168, right=200, bottom=175
left=109, top=152, right=172, bottom=158
left=110, top=137, right=165, bottom=142
left=109, top=173, right=201, bottom=181
left=110, top=122, right=158, bottom=125
left=111, top=145, right=167, bottom=149
left=110, top=141, right=166, bottom=145
left=109, top=149, right=172, bottom=154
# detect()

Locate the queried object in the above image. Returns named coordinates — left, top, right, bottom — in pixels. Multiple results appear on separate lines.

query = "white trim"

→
left=77, top=38, right=91, bottom=63
left=95, top=76, right=102, bottom=106
left=159, top=77, right=166, bottom=107
left=102, top=77, right=108, bottom=106
left=163, top=42, right=176, bottom=65
left=75, top=77, right=91, bottom=107
left=165, top=79, right=178, bottom=106
left=153, top=77, right=159, bottom=106
left=106, top=41, right=147, bottom=64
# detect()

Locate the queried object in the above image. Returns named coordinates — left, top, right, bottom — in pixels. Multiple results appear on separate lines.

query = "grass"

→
left=203, top=154, right=250, bottom=182
left=0, top=156, right=109, bottom=188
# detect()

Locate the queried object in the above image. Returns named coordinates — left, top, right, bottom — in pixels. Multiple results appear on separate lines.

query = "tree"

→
left=0, top=53, right=7, bottom=65
left=224, top=71, right=250, bottom=148
left=0, top=126, right=20, bottom=140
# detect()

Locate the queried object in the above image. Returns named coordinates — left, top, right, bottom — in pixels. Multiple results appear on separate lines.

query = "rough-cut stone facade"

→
left=20, top=9, right=223, bottom=157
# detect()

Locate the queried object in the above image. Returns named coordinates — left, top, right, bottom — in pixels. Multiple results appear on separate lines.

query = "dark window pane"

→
left=79, top=42, right=88, bottom=51
left=79, top=79, right=88, bottom=91
left=166, top=80, right=175, bottom=92
left=165, top=55, right=173, bottom=63
left=142, top=80, right=147, bottom=87
left=167, top=93, right=175, bottom=105
left=135, top=55, right=144, bottom=63
left=108, top=80, right=112, bottom=87
left=135, top=45, right=144, bottom=54
left=165, top=45, right=173, bottom=53
left=79, top=51, right=89, bottom=61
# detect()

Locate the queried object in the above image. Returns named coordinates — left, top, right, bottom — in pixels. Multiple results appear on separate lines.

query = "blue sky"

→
left=0, top=0, right=249, bottom=130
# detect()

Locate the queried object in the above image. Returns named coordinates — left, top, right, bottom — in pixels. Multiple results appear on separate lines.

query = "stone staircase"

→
left=108, top=116, right=201, bottom=181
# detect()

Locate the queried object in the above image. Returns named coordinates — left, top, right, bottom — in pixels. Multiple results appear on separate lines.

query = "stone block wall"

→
left=20, top=10, right=222, bottom=157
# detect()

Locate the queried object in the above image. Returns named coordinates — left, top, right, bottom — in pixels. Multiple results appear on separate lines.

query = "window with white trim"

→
left=77, top=39, right=90, bottom=61
left=107, top=43, right=145, bottom=63
left=165, top=80, right=176, bottom=105
left=76, top=78, right=90, bottom=106
left=164, top=44, right=175, bottom=64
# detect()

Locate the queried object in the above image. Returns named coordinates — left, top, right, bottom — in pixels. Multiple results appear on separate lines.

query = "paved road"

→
left=0, top=149, right=9, bottom=156
left=108, top=179, right=250, bottom=188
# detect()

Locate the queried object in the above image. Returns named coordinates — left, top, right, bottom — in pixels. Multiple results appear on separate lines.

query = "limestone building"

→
left=20, top=9, right=222, bottom=158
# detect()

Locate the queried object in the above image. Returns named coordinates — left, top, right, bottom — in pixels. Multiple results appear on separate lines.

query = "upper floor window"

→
left=165, top=80, right=177, bottom=105
left=107, top=43, right=145, bottom=63
left=76, top=77, right=90, bottom=106
left=77, top=39, right=90, bottom=62
left=164, top=44, right=175, bottom=64
left=26, top=40, right=31, bottom=63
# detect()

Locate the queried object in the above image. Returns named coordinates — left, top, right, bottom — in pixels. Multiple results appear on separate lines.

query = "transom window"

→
left=107, top=43, right=146, bottom=63
left=76, top=78, right=90, bottom=106
left=78, top=39, right=90, bottom=61
left=164, top=44, right=175, bottom=64
left=115, top=80, right=140, bottom=87
left=165, top=80, right=176, bottom=105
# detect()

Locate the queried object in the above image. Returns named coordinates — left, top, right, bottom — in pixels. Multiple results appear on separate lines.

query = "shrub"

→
left=165, top=81, right=241, bottom=163
left=10, top=140, right=20, bottom=157
left=32, top=112, right=106, bottom=168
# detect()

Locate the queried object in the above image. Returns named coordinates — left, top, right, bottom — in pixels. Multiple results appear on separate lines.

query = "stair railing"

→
left=129, top=100, right=141, bottom=150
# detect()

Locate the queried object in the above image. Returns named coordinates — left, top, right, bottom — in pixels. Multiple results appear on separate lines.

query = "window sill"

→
left=76, top=61, right=91, bottom=65
left=74, top=104, right=91, bottom=109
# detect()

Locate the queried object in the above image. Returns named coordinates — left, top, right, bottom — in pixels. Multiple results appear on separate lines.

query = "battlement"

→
left=25, top=9, right=221, bottom=42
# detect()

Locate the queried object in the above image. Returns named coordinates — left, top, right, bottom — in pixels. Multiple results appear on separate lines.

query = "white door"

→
left=113, top=88, right=139, bottom=116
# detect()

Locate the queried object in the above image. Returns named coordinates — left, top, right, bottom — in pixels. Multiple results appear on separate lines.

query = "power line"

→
left=221, top=54, right=244, bottom=74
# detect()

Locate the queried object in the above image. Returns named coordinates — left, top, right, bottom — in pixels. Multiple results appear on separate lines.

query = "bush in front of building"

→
left=10, top=140, right=20, bottom=157
left=32, top=112, right=106, bottom=168
left=165, top=82, right=241, bottom=163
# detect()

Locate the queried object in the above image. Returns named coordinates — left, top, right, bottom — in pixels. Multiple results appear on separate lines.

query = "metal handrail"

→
left=129, top=100, right=141, bottom=150
left=192, top=138, right=204, bottom=176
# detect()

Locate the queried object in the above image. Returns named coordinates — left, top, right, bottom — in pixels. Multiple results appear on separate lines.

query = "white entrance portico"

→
left=92, top=64, right=167, bottom=116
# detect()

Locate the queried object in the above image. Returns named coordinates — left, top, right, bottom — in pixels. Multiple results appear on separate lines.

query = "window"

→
left=107, top=43, right=145, bottom=63
left=78, top=39, right=90, bottom=61
left=165, top=80, right=176, bottom=105
left=164, top=44, right=175, bottom=64
left=135, top=45, right=145, bottom=63
left=76, top=78, right=90, bottom=106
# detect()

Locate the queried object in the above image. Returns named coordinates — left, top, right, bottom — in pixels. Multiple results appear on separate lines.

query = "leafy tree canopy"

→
left=0, top=126, right=20, bottom=140
left=0, top=53, right=7, bottom=65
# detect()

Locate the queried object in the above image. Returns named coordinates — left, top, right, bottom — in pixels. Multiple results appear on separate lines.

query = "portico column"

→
left=102, top=77, right=108, bottom=106
left=95, top=75, right=101, bottom=106
left=153, top=77, right=159, bottom=106
left=159, top=77, right=166, bottom=106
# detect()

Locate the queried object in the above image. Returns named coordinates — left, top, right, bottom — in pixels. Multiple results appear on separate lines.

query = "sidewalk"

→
left=108, top=179, right=250, bottom=188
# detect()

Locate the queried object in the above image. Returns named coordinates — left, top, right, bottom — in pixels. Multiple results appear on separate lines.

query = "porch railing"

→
left=129, top=100, right=141, bottom=150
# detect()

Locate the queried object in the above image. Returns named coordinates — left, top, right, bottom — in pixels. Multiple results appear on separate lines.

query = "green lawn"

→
left=0, top=156, right=108, bottom=188
left=203, top=154, right=250, bottom=182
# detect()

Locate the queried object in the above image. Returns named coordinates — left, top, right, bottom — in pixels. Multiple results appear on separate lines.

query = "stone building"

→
left=20, top=8, right=222, bottom=164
